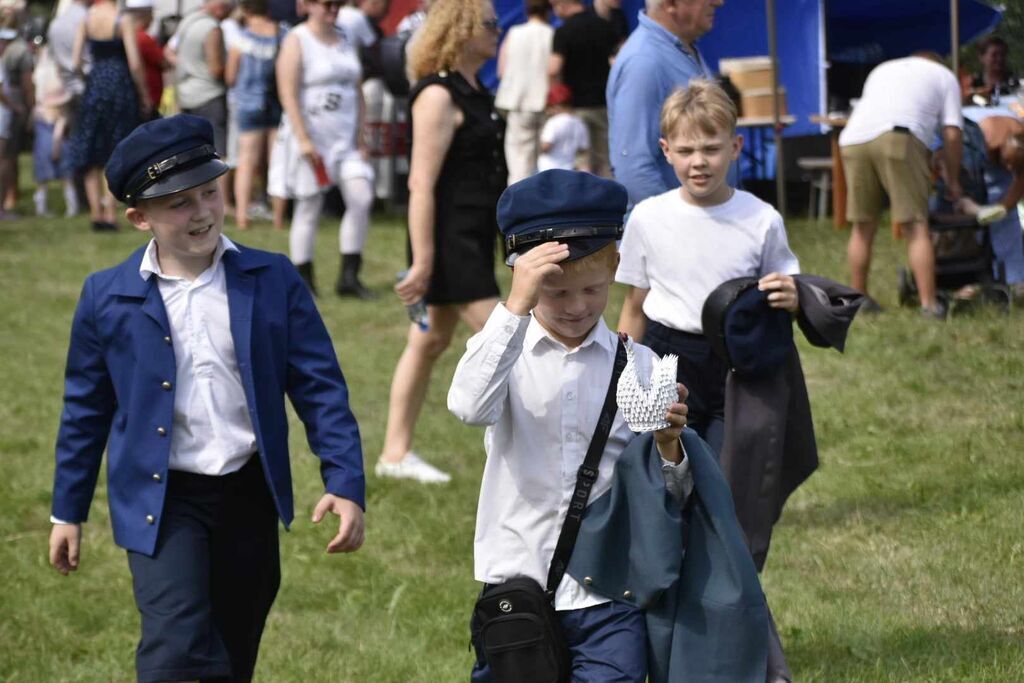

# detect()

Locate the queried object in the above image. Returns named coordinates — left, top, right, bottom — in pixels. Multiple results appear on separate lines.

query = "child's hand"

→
left=49, top=523, right=82, bottom=576
left=653, top=383, right=689, bottom=463
left=505, top=242, right=570, bottom=316
left=759, top=273, right=799, bottom=313
left=312, top=494, right=365, bottom=554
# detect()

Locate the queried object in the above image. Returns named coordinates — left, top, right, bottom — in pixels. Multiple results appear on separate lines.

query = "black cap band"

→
left=505, top=224, right=623, bottom=254
left=123, top=144, right=218, bottom=204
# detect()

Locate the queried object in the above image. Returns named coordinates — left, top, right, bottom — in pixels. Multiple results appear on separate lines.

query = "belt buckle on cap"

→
left=147, top=164, right=161, bottom=181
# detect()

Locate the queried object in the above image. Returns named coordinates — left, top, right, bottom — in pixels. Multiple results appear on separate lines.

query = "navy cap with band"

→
left=497, top=169, right=628, bottom=265
left=105, top=114, right=229, bottom=206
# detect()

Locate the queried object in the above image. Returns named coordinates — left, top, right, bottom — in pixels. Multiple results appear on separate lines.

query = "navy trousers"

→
left=643, top=321, right=727, bottom=455
left=127, top=457, right=280, bottom=683
left=471, top=599, right=647, bottom=682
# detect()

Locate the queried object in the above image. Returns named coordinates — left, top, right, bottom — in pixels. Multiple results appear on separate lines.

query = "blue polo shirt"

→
left=606, top=12, right=712, bottom=208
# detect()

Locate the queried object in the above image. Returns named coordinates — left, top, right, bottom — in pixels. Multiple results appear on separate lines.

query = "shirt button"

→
left=163, top=336, right=172, bottom=345
left=145, top=514, right=155, bottom=524
left=566, top=391, right=575, bottom=401
left=156, top=427, right=167, bottom=436
left=161, top=381, right=172, bottom=390
left=152, top=473, right=162, bottom=482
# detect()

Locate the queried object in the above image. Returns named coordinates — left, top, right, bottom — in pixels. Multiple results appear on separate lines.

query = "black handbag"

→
left=471, top=337, right=627, bottom=683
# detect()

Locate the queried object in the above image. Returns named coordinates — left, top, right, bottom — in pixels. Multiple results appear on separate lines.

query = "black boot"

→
left=335, top=253, right=375, bottom=299
left=296, top=261, right=318, bottom=297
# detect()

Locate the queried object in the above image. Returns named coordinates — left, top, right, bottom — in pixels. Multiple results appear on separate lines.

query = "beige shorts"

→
left=841, top=130, right=933, bottom=224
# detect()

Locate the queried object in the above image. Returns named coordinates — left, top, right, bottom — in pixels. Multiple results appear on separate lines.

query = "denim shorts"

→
left=236, top=103, right=282, bottom=133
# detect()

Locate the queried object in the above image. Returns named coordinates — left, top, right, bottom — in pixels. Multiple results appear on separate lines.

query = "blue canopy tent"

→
left=484, top=0, right=1002, bottom=203
left=612, top=0, right=1003, bottom=139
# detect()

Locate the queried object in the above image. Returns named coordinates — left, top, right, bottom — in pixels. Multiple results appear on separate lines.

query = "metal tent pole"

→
left=951, top=0, right=960, bottom=74
left=767, top=0, right=786, bottom=214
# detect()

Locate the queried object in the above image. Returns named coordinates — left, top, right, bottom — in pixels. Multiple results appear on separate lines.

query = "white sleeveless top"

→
left=269, top=24, right=364, bottom=198
left=494, top=20, right=553, bottom=114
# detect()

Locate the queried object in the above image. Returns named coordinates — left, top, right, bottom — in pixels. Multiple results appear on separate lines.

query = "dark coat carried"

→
left=720, top=275, right=864, bottom=569
left=567, top=429, right=769, bottom=683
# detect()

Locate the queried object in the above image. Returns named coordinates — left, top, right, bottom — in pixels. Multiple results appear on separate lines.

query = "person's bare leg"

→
left=379, top=304, right=460, bottom=463
left=101, top=174, right=117, bottom=225
left=235, top=131, right=260, bottom=229
left=847, top=219, right=878, bottom=295
left=83, top=167, right=103, bottom=223
left=458, top=297, right=499, bottom=333
left=904, top=218, right=937, bottom=310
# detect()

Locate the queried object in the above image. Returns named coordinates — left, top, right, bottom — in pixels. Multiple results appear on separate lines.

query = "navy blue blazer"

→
left=568, top=429, right=769, bottom=682
left=52, top=242, right=365, bottom=556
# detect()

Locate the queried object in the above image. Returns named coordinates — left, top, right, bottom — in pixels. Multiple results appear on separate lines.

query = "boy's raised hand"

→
left=49, top=523, right=82, bottom=576
left=505, top=242, right=571, bottom=316
left=654, top=383, right=689, bottom=464
left=759, top=272, right=800, bottom=313
left=312, top=494, right=365, bottom=554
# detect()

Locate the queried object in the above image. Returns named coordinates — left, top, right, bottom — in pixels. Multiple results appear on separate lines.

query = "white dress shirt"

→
left=449, top=304, right=688, bottom=611
left=140, top=235, right=257, bottom=475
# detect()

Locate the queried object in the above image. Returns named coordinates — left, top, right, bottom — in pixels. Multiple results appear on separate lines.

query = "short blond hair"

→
left=561, top=242, right=618, bottom=277
left=659, top=80, right=737, bottom=139
left=408, top=0, right=486, bottom=81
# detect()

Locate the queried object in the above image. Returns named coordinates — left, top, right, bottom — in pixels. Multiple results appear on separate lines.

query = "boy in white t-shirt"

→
left=616, top=80, right=800, bottom=455
left=538, top=83, right=591, bottom=173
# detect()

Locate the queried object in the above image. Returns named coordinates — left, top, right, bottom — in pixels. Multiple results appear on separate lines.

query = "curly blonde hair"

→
left=408, top=0, right=486, bottom=81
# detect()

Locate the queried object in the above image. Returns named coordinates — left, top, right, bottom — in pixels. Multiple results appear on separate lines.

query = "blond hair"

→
left=561, top=242, right=618, bottom=277
left=408, top=0, right=485, bottom=81
left=659, top=80, right=737, bottom=139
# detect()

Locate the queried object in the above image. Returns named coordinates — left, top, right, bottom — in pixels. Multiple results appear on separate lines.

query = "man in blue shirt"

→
left=606, top=0, right=722, bottom=208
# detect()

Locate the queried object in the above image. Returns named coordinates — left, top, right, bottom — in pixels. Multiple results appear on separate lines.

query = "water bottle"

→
left=396, top=270, right=429, bottom=331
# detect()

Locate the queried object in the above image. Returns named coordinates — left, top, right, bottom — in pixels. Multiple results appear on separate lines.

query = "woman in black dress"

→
left=68, top=0, right=150, bottom=230
left=376, top=0, right=506, bottom=483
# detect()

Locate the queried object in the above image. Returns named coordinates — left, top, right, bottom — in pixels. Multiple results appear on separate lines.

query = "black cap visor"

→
left=505, top=224, right=623, bottom=266
left=134, top=158, right=229, bottom=204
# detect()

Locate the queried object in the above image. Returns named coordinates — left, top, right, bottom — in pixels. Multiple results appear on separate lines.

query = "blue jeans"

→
left=471, top=599, right=647, bottom=682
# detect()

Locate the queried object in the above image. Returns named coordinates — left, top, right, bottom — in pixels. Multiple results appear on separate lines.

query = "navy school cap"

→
left=105, top=114, right=228, bottom=206
left=497, top=169, right=628, bottom=265
left=701, top=277, right=794, bottom=377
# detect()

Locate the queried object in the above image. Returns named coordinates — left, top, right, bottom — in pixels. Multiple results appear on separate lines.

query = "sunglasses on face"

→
left=481, top=18, right=500, bottom=31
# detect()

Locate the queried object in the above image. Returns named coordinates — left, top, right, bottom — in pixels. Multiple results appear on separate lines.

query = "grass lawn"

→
left=1, top=190, right=1022, bottom=681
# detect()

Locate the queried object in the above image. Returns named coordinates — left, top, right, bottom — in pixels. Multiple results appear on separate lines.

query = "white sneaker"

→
left=375, top=452, right=451, bottom=484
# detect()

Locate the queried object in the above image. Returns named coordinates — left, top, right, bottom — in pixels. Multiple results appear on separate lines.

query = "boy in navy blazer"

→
left=47, top=115, right=366, bottom=682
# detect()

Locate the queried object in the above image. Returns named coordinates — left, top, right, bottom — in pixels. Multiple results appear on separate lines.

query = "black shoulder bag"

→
left=471, top=337, right=627, bottom=683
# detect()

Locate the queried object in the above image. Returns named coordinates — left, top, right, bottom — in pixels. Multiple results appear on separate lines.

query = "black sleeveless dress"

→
left=408, top=71, right=508, bottom=305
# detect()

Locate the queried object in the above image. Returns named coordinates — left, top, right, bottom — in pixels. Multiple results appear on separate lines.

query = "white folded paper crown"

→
left=616, top=339, right=678, bottom=433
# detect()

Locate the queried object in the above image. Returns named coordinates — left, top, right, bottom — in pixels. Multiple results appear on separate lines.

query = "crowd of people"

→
left=22, top=0, right=1023, bottom=679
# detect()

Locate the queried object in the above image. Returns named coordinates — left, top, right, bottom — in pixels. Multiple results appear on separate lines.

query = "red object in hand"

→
left=313, top=158, right=331, bottom=187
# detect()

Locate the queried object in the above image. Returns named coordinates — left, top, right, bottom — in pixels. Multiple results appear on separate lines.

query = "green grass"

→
left=1, top=188, right=1023, bottom=681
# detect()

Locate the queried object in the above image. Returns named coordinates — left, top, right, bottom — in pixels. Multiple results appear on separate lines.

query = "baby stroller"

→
left=897, top=119, right=1012, bottom=313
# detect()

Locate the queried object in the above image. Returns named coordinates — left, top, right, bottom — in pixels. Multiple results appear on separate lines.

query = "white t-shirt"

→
left=336, top=6, right=377, bottom=48
left=616, top=188, right=800, bottom=334
left=537, top=112, right=589, bottom=172
left=839, top=56, right=963, bottom=149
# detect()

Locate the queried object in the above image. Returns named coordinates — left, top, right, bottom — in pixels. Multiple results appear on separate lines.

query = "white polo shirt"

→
left=616, top=188, right=800, bottom=334
left=839, top=56, right=963, bottom=149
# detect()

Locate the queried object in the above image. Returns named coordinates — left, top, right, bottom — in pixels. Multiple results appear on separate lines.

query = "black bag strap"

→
left=545, top=334, right=628, bottom=598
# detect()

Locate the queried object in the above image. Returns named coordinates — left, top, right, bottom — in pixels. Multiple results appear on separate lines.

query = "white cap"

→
left=124, top=0, right=154, bottom=8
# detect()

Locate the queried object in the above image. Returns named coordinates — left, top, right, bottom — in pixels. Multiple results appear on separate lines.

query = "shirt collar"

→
left=139, top=234, right=239, bottom=281
left=523, top=314, right=616, bottom=355
left=637, top=11, right=703, bottom=61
